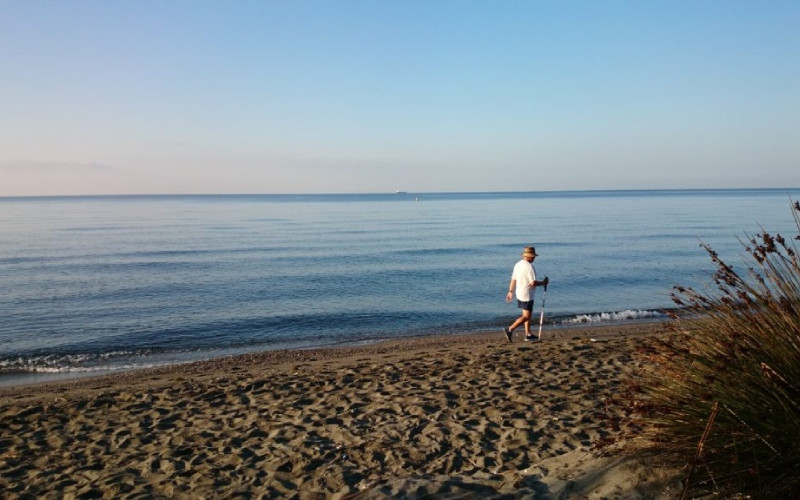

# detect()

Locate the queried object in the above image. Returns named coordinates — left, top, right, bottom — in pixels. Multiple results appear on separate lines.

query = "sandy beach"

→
left=1, top=323, right=685, bottom=499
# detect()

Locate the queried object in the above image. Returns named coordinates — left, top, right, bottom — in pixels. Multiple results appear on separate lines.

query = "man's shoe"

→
left=524, top=335, right=539, bottom=342
left=504, top=327, right=512, bottom=343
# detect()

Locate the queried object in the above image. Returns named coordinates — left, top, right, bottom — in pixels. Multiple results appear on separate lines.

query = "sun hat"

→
left=522, top=246, right=539, bottom=258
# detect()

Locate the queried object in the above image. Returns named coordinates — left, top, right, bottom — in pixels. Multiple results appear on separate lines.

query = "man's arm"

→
left=506, top=279, right=517, bottom=302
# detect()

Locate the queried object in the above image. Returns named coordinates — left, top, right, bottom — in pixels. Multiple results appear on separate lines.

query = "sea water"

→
left=1, top=189, right=799, bottom=384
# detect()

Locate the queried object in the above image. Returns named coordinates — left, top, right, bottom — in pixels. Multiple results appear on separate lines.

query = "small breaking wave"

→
left=0, top=350, right=205, bottom=387
left=560, top=309, right=666, bottom=325
left=0, top=351, right=146, bottom=375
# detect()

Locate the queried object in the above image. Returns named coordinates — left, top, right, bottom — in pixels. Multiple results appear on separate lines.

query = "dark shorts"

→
left=517, top=300, right=534, bottom=312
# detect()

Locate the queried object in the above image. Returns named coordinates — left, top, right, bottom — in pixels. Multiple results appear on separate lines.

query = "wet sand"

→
left=0, top=323, right=684, bottom=498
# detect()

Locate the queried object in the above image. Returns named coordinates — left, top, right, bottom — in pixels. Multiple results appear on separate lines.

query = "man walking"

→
left=504, top=246, right=548, bottom=342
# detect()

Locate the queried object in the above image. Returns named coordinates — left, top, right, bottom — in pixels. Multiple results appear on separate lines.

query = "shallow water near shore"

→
left=1, top=188, right=799, bottom=383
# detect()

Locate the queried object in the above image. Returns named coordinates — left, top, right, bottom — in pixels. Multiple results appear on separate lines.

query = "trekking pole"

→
left=537, top=283, right=548, bottom=340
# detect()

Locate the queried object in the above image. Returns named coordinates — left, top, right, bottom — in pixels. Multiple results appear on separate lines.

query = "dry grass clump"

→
left=635, top=201, right=800, bottom=498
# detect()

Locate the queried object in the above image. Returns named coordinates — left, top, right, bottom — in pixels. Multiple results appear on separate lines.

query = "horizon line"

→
left=2, top=186, right=800, bottom=200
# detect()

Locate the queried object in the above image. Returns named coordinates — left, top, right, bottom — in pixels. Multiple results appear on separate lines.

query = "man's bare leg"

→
left=509, top=310, right=531, bottom=333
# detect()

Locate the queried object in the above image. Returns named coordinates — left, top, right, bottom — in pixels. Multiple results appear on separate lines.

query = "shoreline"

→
left=0, top=317, right=668, bottom=390
left=1, top=322, right=684, bottom=498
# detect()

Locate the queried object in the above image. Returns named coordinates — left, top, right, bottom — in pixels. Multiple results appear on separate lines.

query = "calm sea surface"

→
left=2, top=189, right=799, bottom=385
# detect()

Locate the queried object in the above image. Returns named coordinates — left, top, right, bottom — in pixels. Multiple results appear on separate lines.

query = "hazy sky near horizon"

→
left=2, top=1, right=799, bottom=196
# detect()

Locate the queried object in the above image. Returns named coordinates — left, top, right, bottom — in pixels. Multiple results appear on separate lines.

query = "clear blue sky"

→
left=2, top=0, right=798, bottom=196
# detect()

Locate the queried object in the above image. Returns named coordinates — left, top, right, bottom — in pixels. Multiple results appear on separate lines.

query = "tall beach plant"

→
left=635, top=201, right=800, bottom=498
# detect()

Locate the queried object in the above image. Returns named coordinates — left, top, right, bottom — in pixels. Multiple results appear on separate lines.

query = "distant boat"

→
left=395, top=190, right=407, bottom=194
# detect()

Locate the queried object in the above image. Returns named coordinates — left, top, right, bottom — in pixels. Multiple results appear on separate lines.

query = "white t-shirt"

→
left=511, top=259, right=536, bottom=302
